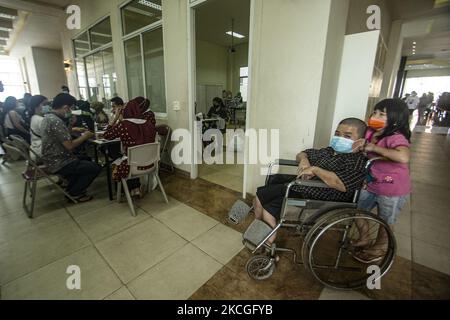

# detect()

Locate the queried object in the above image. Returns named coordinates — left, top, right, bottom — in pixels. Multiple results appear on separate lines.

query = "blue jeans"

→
left=357, top=189, right=408, bottom=225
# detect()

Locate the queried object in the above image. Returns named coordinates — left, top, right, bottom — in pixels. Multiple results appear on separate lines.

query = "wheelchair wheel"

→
left=302, top=209, right=396, bottom=290
left=246, top=255, right=276, bottom=281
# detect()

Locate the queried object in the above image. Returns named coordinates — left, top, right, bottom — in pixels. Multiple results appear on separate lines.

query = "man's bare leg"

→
left=262, top=209, right=277, bottom=244
left=254, top=196, right=264, bottom=220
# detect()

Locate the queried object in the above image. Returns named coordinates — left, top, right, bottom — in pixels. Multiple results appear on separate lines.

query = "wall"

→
left=196, top=40, right=228, bottom=87
left=346, top=0, right=392, bottom=42
left=313, top=0, right=349, bottom=148
left=162, top=0, right=191, bottom=174
left=245, top=0, right=340, bottom=194
left=230, top=42, right=249, bottom=95
left=380, top=20, right=403, bottom=98
left=330, top=30, right=380, bottom=140
left=31, top=47, right=67, bottom=98
left=23, top=48, right=39, bottom=95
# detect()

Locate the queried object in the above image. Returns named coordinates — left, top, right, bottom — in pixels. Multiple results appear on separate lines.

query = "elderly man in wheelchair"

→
left=241, top=118, right=396, bottom=290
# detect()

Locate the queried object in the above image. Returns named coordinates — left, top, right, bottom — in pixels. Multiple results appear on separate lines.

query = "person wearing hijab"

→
left=133, top=96, right=156, bottom=124
left=104, top=97, right=157, bottom=198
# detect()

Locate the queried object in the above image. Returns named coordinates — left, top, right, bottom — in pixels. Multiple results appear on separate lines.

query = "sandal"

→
left=350, top=238, right=373, bottom=248
left=353, top=248, right=387, bottom=264
left=74, top=195, right=94, bottom=203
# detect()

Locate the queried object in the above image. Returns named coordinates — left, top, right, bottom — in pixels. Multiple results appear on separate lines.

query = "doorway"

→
left=189, top=0, right=251, bottom=194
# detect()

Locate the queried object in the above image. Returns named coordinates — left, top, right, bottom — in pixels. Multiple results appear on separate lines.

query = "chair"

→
left=5, top=135, right=78, bottom=218
left=117, top=142, right=169, bottom=216
left=156, top=124, right=174, bottom=172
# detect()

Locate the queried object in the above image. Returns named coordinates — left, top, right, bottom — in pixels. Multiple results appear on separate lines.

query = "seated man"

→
left=254, top=118, right=368, bottom=244
left=41, top=93, right=102, bottom=203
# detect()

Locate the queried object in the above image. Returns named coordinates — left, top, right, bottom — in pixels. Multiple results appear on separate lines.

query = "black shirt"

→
left=293, top=147, right=368, bottom=202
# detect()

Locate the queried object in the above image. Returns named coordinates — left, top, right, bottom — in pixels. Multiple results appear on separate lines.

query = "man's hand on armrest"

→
left=301, top=166, right=346, bottom=192
left=63, top=131, right=94, bottom=151
left=296, top=152, right=311, bottom=177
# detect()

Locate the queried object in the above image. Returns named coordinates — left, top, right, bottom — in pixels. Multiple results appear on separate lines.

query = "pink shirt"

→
left=366, top=129, right=411, bottom=196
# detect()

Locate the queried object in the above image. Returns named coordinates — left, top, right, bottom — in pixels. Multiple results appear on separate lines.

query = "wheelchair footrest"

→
left=243, top=220, right=273, bottom=251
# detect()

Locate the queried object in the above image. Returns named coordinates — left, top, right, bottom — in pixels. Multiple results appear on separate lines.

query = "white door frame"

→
left=187, top=0, right=254, bottom=199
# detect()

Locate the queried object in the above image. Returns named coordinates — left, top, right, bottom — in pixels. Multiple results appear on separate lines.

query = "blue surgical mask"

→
left=330, top=136, right=354, bottom=154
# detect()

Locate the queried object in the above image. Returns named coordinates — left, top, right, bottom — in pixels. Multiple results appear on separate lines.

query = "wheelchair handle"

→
left=365, top=156, right=387, bottom=170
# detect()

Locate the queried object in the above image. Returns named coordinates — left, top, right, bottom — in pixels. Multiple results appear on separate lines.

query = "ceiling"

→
left=397, top=0, right=450, bottom=69
left=195, top=0, right=250, bottom=47
left=22, top=0, right=72, bottom=10
left=0, top=5, right=18, bottom=54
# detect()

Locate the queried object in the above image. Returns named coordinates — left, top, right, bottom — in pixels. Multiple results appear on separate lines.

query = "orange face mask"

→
left=368, top=118, right=386, bottom=130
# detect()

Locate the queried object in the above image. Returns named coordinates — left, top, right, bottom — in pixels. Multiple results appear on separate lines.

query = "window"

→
left=72, top=17, right=115, bottom=103
left=121, top=1, right=166, bottom=115
left=122, top=0, right=162, bottom=36
left=0, top=57, right=26, bottom=101
left=89, top=17, right=112, bottom=50
left=143, top=28, right=166, bottom=114
left=124, top=36, right=144, bottom=98
left=73, top=31, right=90, bottom=58
left=239, top=67, right=248, bottom=102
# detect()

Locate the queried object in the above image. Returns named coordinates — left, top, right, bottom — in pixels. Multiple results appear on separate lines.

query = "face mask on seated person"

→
left=330, top=136, right=354, bottom=154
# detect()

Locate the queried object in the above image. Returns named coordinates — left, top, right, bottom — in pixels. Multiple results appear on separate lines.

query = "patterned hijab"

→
left=121, top=97, right=156, bottom=145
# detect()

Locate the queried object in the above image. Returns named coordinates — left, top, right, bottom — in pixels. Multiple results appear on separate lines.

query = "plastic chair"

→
left=117, top=142, right=169, bottom=216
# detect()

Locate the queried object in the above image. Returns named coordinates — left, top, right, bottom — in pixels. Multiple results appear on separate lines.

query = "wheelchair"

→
left=242, top=159, right=396, bottom=290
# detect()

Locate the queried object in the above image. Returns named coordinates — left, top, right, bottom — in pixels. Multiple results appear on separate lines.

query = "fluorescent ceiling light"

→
left=226, top=31, right=245, bottom=39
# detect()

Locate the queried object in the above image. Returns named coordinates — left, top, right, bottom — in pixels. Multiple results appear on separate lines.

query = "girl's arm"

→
left=365, top=143, right=410, bottom=164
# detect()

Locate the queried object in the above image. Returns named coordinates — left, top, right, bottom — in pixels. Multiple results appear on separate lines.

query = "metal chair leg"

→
left=23, top=180, right=29, bottom=211
left=25, top=179, right=38, bottom=219
left=122, top=179, right=136, bottom=217
left=156, top=174, right=169, bottom=204
left=117, top=180, right=122, bottom=203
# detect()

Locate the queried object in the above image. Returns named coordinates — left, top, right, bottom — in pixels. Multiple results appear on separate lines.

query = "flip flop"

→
left=350, top=239, right=373, bottom=248
left=353, top=250, right=386, bottom=264
left=74, top=195, right=94, bottom=203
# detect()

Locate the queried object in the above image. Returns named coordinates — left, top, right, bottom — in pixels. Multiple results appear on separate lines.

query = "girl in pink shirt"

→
left=352, top=99, right=411, bottom=264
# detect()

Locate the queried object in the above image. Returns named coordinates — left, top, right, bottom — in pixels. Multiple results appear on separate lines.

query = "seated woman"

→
left=28, top=95, right=50, bottom=161
left=91, top=101, right=109, bottom=126
left=207, top=97, right=229, bottom=122
left=254, top=118, right=368, bottom=246
left=104, top=97, right=157, bottom=198
left=2, top=96, right=31, bottom=143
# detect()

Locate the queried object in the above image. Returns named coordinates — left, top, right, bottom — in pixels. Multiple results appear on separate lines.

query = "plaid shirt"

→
left=292, top=147, right=368, bottom=202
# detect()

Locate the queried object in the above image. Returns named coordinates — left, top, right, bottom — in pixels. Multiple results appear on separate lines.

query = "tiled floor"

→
left=199, top=163, right=244, bottom=193
left=1, top=127, right=450, bottom=300
left=0, top=165, right=243, bottom=300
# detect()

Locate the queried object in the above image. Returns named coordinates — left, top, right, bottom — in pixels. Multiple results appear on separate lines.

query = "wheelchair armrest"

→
left=285, top=179, right=330, bottom=197
left=275, top=159, right=299, bottom=167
